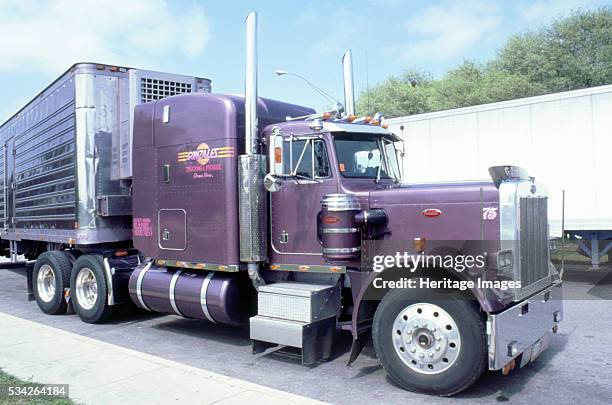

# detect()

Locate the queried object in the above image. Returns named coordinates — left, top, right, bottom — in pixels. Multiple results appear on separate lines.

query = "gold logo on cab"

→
left=177, top=143, right=235, bottom=165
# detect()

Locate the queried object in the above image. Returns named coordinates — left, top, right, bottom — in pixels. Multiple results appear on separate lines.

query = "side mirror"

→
left=264, top=173, right=282, bottom=192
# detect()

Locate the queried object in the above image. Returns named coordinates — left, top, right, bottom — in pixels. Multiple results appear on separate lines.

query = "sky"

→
left=0, top=0, right=610, bottom=122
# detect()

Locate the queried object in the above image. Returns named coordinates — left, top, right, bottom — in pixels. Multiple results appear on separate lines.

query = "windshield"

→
left=334, top=134, right=401, bottom=180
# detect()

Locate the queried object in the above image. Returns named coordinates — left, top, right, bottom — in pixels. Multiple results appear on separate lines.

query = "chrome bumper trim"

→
left=487, top=282, right=562, bottom=370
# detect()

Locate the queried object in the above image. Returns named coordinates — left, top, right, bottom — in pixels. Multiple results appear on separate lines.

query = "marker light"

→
left=364, top=116, right=372, bottom=123
left=370, top=119, right=380, bottom=125
left=322, top=111, right=332, bottom=120
left=347, top=114, right=357, bottom=122
left=275, top=147, right=282, bottom=163
left=414, top=237, right=426, bottom=252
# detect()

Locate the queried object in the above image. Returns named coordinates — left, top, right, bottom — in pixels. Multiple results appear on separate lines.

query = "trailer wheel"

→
left=70, top=255, right=114, bottom=324
left=372, top=285, right=486, bottom=396
left=32, top=251, right=72, bottom=315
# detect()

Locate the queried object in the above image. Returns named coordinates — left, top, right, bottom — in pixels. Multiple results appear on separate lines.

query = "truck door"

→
left=270, top=138, right=336, bottom=260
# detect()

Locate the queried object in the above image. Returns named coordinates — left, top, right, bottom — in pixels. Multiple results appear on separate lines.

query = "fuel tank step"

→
left=250, top=282, right=341, bottom=365
left=256, top=282, right=341, bottom=323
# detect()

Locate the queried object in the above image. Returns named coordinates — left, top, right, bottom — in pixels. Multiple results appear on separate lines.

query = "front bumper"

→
left=487, top=281, right=563, bottom=370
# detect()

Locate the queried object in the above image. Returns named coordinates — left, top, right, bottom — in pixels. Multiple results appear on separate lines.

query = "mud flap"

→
left=26, top=261, right=35, bottom=301
left=347, top=320, right=372, bottom=366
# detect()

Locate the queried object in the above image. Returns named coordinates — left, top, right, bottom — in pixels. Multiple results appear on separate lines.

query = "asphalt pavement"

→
left=0, top=264, right=611, bottom=404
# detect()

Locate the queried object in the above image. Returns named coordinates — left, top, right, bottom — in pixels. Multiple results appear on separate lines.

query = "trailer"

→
left=386, top=85, right=612, bottom=267
left=1, top=12, right=563, bottom=397
left=0, top=63, right=210, bottom=257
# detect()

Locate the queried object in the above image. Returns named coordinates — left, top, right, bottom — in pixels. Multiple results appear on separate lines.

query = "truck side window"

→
left=283, top=139, right=330, bottom=179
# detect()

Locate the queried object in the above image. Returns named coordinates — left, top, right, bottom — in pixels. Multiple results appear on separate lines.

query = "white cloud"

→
left=0, top=0, right=210, bottom=73
left=387, top=0, right=503, bottom=63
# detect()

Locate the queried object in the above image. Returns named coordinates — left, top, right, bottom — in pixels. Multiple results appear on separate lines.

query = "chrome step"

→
left=250, top=282, right=341, bottom=365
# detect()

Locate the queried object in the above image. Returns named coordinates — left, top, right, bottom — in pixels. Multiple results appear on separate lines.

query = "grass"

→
left=0, top=370, right=73, bottom=405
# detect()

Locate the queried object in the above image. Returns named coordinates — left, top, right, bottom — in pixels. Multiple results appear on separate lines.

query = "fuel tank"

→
left=128, top=263, right=255, bottom=326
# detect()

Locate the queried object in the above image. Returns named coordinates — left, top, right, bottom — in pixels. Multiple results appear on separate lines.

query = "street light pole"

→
left=275, top=70, right=344, bottom=113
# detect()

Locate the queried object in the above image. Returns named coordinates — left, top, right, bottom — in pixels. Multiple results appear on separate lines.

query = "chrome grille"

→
left=519, top=197, right=549, bottom=291
left=140, top=78, right=192, bottom=103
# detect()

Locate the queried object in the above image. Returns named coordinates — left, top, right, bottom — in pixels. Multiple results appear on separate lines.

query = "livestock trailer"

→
left=0, top=63, right=211, bottom=258
left=387, top=85, right=612, bottom=267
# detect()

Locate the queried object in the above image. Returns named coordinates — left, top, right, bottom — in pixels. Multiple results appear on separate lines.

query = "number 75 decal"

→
left=482, top=207, right=498, bottom=220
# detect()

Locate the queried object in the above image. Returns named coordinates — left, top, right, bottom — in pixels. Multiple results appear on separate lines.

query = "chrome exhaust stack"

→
left=239, top=11, right=267, bottom=282
left=245, top=11, right=258, bottom=155
left=342, top=49, right=355, bottom=116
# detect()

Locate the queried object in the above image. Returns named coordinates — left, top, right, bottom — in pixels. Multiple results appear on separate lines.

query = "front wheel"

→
left=372, top=285, right=486, bottom=396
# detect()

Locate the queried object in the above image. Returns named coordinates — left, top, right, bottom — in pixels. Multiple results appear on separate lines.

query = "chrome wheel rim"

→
left=392, top=303, right=461, bottom=374
left=36, top=264, right=56, bottom=303
left=75, top=268, right=98, bottom=310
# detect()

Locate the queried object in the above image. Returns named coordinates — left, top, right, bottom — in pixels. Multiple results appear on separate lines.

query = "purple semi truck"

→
left=0, top=12, right=562, bottom=396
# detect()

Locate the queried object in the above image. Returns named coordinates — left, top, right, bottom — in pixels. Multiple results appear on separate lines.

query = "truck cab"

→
left=126, top=90, right=561, bottom=395
left=264, top=119, right=401, bottom=266
left=256, top=113, right=562, bottom=394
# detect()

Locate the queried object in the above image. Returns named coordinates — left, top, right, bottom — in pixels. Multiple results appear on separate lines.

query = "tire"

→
left=32, top=251, right=72, bottom=315
left=70, top=254, right=114, bottom=324
left=372, top=284, right=487, bottom=396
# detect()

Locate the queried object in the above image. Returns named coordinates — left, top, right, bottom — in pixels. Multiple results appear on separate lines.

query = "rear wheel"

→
left=372, top=285, right=486, bottom=396
left=70, top=255, right=114, bottom=324
left=32, top=251, right=72, bottom=315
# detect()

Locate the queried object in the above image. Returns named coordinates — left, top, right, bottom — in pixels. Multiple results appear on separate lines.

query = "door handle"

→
left=280, top=230, right=288, bottom=244
left=163, top=164, right=171, bottom=183
left=162, top=228, right=170, bottom=241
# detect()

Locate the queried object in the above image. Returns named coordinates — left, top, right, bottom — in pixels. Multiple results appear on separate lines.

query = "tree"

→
left=358, top=7, right=612, bottom=117
left=430, top=61, right=487, bottom=110
left=356, top=70, right=435, bottom=117
left=495, top=7, right=612, bottom=91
